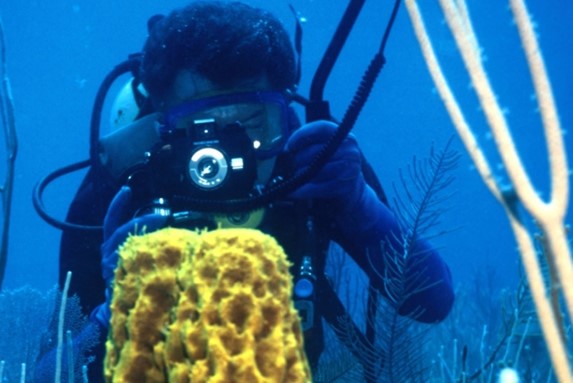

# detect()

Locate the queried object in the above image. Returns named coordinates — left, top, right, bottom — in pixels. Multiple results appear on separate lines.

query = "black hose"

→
left=32, top=159, right=100, bottom=231
left=34, top=56, right=140, bottom=231
left=379, top=0, right=402, bottom=55
left=309, top=0, right=366, bottom=104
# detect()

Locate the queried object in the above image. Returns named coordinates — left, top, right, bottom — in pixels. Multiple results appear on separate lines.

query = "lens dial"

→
left=188, top=147, right=228, bottom=189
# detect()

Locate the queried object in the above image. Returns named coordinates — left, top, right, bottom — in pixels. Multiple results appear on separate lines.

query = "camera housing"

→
left=127, top=118, right=258, bottom=211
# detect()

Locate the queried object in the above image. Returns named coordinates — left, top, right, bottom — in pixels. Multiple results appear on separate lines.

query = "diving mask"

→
left=160, top=91, right=291, bottom=159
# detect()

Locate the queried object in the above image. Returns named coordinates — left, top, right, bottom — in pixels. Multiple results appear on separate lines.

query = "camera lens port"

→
left=188, top=147, right=228, bottom=189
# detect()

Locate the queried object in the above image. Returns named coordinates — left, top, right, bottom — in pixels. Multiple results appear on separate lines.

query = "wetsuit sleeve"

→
left=59, top=165, right=117, bottom=316
left=327, top=189, right=455, bottom=323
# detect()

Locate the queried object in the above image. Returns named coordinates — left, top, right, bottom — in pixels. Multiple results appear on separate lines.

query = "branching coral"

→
left=312, top=141, right=459, bottom=383
left=404, top=0, right=571, bottom=380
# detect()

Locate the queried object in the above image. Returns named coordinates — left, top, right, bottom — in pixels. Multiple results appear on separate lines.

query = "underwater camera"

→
left=126, top=116, right=258, bottom=217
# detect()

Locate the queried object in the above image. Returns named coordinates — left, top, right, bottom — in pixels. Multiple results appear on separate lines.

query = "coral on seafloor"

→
left=104, top=227, right=311, bottom=383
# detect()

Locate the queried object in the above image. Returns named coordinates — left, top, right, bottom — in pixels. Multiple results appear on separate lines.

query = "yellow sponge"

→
left=104, top=227, right=311, bottom=383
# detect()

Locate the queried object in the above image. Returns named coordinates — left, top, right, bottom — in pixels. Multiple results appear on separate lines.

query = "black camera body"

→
left=126, top=118, right=257, bottom=215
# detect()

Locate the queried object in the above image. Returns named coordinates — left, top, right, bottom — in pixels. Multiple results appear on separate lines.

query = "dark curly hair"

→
left=140, top=1, right=296, bottom=99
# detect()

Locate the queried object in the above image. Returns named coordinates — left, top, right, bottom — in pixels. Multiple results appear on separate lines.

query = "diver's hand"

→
left=286, top=120, right=395, bottom=245
left=91, top=186, right=168, bottom=328
left=286, top=122, right=455, bottom=323
left=285, top=120, right=364, bottom=202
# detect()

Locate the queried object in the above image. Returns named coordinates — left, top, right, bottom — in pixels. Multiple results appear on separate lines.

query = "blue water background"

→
left=0, top=0, right=571, bottom=297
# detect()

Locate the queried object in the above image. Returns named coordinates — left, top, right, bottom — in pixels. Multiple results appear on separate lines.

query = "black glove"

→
left=286, top=120, right=398, bottom=245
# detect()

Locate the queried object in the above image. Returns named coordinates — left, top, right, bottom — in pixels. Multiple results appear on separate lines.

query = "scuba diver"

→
left=34, top=1, right=454, bottom=381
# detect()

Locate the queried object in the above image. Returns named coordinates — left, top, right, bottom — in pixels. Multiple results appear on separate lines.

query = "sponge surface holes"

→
left=104, top=228, right=311, bottom=383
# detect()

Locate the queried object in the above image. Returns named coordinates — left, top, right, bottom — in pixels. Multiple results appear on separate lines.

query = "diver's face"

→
left=158, top=70, right=284, bottom=186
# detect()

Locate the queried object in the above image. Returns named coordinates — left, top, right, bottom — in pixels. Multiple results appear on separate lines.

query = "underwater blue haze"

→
left=0, top=0, right=571, bottom=348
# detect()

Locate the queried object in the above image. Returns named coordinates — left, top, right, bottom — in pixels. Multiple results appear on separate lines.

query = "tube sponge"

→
left=104, top=227, right=311, bottom=383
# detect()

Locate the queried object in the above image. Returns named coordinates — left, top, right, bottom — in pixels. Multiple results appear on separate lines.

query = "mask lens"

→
left=203, top=102, right=284, bottom=152
left=163, top=92, right=290, bottom=158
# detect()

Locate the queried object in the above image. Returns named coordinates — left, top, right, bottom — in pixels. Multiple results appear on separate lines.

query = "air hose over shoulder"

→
left=32, top=55, right=142, bottom=231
